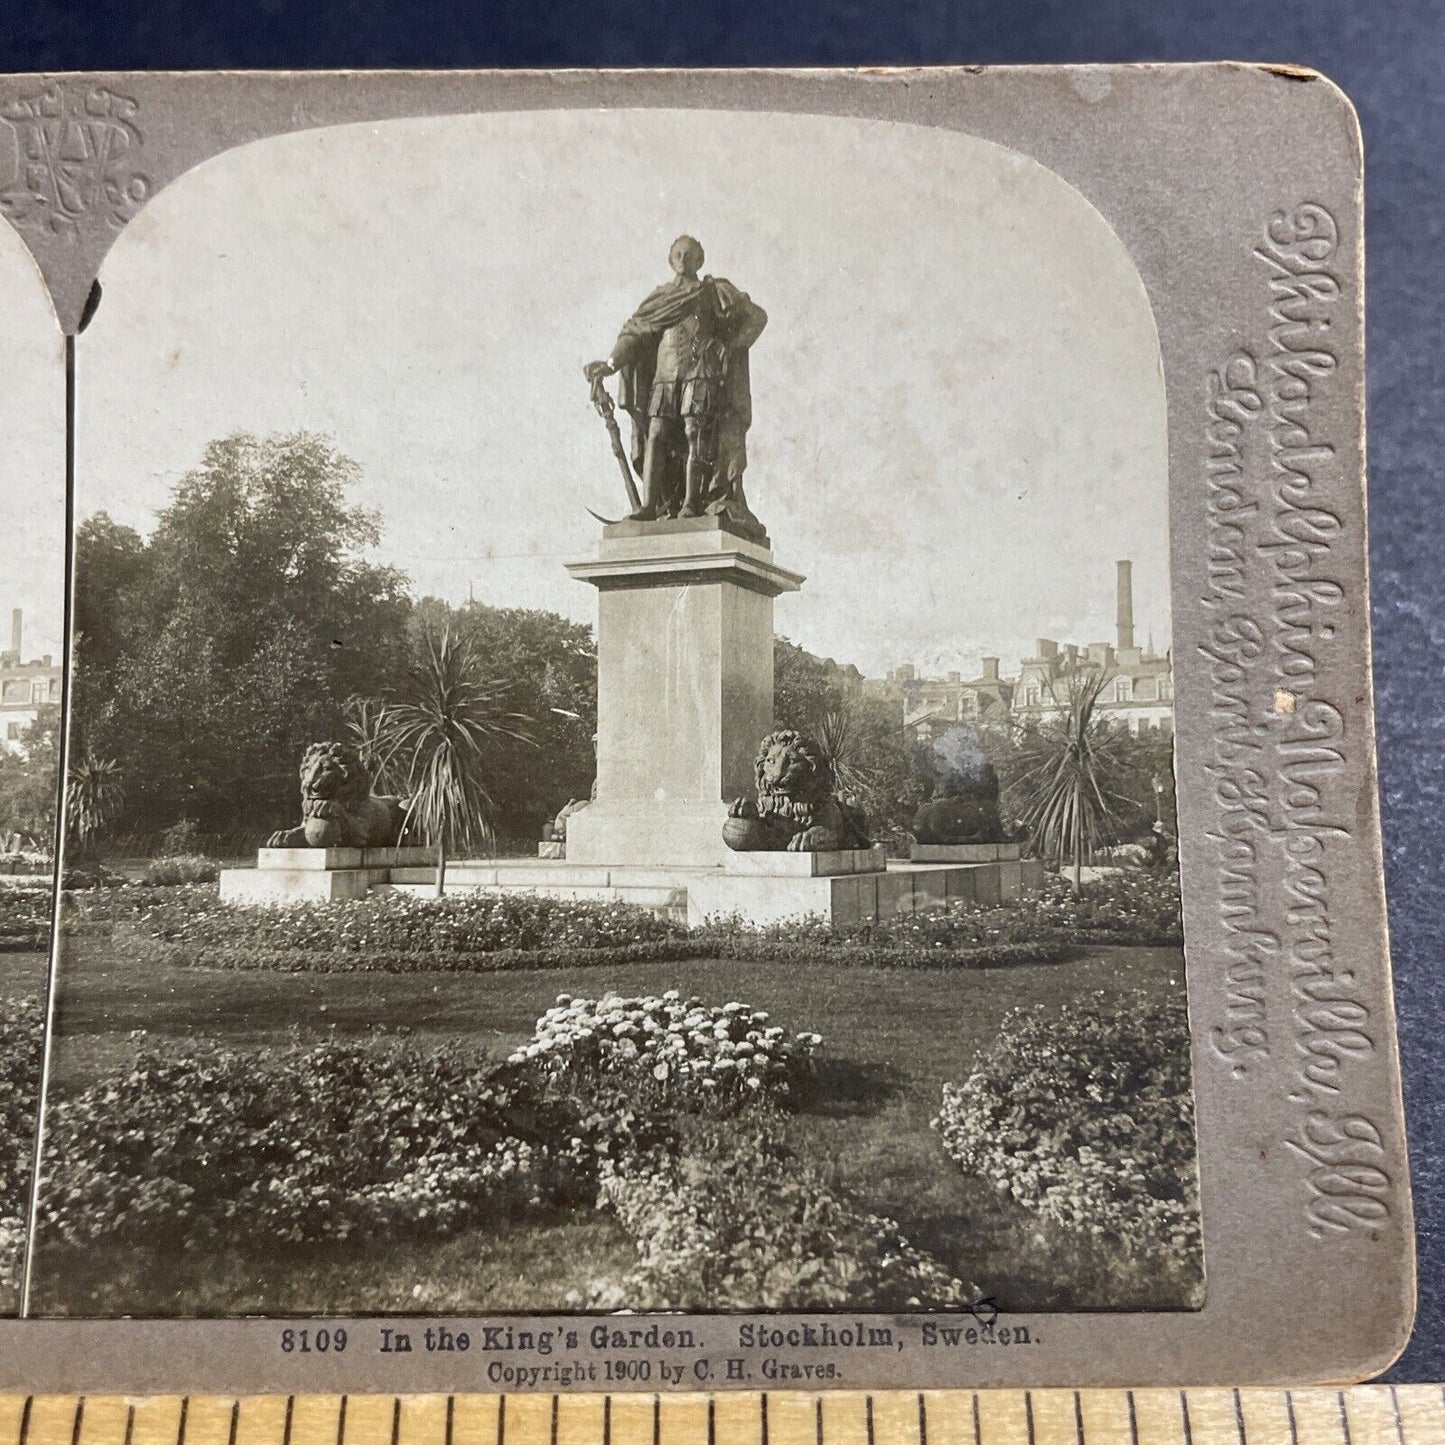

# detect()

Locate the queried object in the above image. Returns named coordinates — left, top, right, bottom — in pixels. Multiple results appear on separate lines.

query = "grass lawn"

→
left=31, top=938, right=1192, bottom=1317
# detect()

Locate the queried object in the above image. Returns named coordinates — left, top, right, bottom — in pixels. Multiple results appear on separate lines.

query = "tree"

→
left=1105, top=725, right=1178, bottom=843
left=1007, top=667, right=1128, bottom=893
left=371, top=627, right=533, bottom=897
left=72, top=433, right=412, bottom=841
left=0, top=705, right=61, bottom=850
left=71, top=514, right=152, bottom=759
left=773, top=637, right=856, bottom=729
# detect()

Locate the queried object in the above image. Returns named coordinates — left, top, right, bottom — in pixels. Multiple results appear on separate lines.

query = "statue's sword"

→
left=589, top=372, right=642, bottom=517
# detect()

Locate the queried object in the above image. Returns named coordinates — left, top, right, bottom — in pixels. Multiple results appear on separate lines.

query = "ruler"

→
left=1, top=1390, right=1443, bottom=1445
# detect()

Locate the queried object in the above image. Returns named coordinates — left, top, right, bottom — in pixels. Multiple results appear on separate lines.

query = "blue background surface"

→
left=0, top=0, right=1440, bottom=1381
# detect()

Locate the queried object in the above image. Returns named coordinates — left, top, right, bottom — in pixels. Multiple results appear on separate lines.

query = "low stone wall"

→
left=686, top=857, right=1044, bottom=927
left=218, top=846, right=1044, bottom=927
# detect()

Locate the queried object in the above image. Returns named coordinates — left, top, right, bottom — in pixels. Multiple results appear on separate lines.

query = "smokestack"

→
left=9, top=609, right=19, bottom=660
left=1116, top=561, right=1134, bottom=653
left=982, top=657, right=999, bottom=681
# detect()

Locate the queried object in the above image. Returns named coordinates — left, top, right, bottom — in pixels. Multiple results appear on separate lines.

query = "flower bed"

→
left=687, top=928, right=1064, bottom=970
left=0, top=884, right=53, bottom=953
left=98, top=888, right=687, bottom=953
left=41, top=1036, right=596, bottom=1248
left=932, top=984, right=1201, bottom=1300
left=75, top=885, right=1071, bottom=973
left=38, top=992, right=828, bottom=1259
left=60, top=868, right=1177, bottom=974
left=61, top=881, right=207, bottom=929
left=702, top=870, right=1182, bottom=953
left=1027, top=869, right=1183, bottom=944
left=0, top=995, right=44, bottom=1299
left=116, top=935, right=702, bottom=975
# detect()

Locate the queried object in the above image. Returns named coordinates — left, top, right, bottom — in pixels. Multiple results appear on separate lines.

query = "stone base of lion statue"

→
left=220, top=844, right=436, bottom=905
left=723, top=842, right=887, bottom=877
left=909, top=840, right=1023, bottom=864
left=688, top=848, right=1045, bottom=927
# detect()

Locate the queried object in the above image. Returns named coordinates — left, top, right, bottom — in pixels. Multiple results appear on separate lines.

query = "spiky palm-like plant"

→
left=343, top=695, right=407, bottom=798
left=809, top=701, right=877, bottom=804
left=1007, top=667, right=1127, bottom=894
left=65, top=755, right=127, bottom=861
left=371, top=628, right=533, bottom=897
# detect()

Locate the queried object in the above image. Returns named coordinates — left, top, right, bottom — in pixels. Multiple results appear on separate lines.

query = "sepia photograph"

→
left=0, top=209, right=65, bottom=1316
left=18, top=105, right=1202, bottom=1318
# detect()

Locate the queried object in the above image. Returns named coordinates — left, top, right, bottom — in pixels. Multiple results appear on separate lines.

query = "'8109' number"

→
left=281, top=1327, right=348, bottom=1353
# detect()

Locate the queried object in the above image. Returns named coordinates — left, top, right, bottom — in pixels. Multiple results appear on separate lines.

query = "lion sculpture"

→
left=912, top=760, right=1004, bottom=845
left=265, top=742, right=409, bottom=849
left=724, top=727, right=871, bottom=852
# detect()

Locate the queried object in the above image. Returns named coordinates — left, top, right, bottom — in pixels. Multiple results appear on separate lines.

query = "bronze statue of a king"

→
left=586, top=235, right=767, bottom=530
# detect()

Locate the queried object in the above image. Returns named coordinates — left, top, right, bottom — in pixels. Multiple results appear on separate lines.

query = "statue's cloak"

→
left=607, top=275, right=766, bottom=469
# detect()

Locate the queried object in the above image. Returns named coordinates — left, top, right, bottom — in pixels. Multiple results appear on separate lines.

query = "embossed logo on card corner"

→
left=0, top=83, right=151, bottom=239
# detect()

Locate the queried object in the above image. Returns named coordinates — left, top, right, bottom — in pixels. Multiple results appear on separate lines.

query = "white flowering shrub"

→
left=510, top=992, right=820, bottom=1115
left=933, top=986, right=1201, bottom=1299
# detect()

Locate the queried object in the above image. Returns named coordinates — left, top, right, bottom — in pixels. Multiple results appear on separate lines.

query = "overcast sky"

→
left=65, top=107, right=1169, bottom=679
left=0, top=224, right=64, bottom=663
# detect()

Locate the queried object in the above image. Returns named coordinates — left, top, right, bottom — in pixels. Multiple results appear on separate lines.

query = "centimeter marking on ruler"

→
left=1, top=1389, right=1443, bottom=1445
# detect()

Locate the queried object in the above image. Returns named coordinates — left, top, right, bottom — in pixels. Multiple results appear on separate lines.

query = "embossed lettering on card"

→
left=0, top=64, right=1412, bottom=1391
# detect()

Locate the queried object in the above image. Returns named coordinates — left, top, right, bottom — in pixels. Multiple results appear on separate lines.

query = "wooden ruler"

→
left=1, top=1389, right=1443, bottom=1445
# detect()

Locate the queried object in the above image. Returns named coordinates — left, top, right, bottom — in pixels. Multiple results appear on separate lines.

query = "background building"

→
left=876, top=561, right=1173, bottom=742
left=1, top=608, right=61, bottom=754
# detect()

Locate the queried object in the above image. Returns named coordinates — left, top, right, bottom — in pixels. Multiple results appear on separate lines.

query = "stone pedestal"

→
left=908, top=841, right=1023, bottom=863
left=565, top=517, right=803, bottom=869
left=722, top=844, right=887, bottom=877
left=219, top=846, right=434, bottom=905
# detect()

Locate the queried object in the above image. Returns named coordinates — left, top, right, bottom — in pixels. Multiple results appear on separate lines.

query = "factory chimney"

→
left=1115, top=561, right=1134, bottom=653
left=9, top=609, right=19, bottom=661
